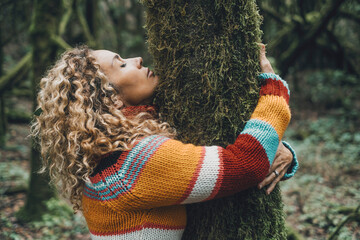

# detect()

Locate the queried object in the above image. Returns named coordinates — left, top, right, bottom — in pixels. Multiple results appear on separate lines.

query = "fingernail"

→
left=258, top=185, right=262, bottom=189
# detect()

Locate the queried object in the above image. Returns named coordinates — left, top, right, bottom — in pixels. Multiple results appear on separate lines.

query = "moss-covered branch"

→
left=0, top=52, right=32, bottom=93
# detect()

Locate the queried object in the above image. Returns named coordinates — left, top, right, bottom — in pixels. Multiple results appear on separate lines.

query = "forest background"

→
left=0, top=0, right=359, bottom=239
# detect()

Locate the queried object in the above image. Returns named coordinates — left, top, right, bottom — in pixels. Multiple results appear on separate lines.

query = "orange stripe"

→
left=145, top=205, right=187, bottom=227
left=132, top=139, right=202, bottom=208
left=176, top=147, right=206, bottom=204
left=250, top=95, right=291, bottom=138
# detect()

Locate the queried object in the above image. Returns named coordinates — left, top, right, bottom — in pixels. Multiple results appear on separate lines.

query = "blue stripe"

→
left=258, top=73, right=290, bottom=96
left=92, top=135, right=158, bottom=188
left=281, top=141, right=299, bottom=179
left=93, top=135, right=169, bottom=200
left=105, top=135, right=168, bottom=187
left=241, top=119, right=279, bottom=165
left=83, top=191, right=101, bottom=200
left=123, top=136, right=168, bottom=187
left=83, top=184, right=102, bottom=200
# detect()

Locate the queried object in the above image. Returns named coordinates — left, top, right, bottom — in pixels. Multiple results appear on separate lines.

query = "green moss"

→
left=142, top=0, right=286, bottom=239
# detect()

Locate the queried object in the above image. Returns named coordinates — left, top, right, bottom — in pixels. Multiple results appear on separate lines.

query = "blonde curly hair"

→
left=31, top=46, right=175, bottom=212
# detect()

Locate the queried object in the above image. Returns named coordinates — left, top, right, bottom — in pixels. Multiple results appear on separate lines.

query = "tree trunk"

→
left=0, top=25, right=6, bottom=147
left=18, top=0, right=63, bottom=221
left=142, top=0, right=287, bottom=239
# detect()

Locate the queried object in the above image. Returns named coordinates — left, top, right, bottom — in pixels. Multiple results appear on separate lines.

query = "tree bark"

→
left=18, top=0, right=63, bottom=222
left=142, top=0, right=286, bottom=239
left=0, top=25, right=6, bottom=147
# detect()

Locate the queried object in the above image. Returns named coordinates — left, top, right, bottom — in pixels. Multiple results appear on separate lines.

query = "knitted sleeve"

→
left=281, top=141, right=299, bottom=180
left=85, top=73, right=291, bottom=211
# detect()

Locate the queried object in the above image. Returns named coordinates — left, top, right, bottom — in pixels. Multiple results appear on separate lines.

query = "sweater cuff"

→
left=281, top=141, right=299, bottom=180
left=257, top=73, right=290, bottom=104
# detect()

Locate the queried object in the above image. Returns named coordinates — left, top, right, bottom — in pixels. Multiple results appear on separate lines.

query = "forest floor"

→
left=0, top=97, right=359, bottom=240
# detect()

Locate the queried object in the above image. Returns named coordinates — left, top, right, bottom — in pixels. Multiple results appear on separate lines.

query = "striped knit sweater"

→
left=82, top=73, right=296, bottom=240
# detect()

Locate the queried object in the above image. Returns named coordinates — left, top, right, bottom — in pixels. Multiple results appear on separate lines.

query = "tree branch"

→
left=0, top=52, right=32, bottom=93
left=328, top=205, right=360, bottom=240
left=7, top=110, right=32, bottom=123
left=59, top=0, right=74, bottom=36
left=260, top=4, right=290, bottom=25
left=297, top=0, right=307, bottom=24
left=75, top=0, right=96, bottom=47
left=339, top=10, right=360, bottom=24
left=325, top=29, right=359, bottom=74
left=279, top=0, right=346, bottom=75
left=51, top=35, right=72, bottom=50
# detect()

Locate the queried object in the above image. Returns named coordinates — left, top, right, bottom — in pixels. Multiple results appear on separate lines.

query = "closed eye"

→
left=114, top=54, right=126, bottom=67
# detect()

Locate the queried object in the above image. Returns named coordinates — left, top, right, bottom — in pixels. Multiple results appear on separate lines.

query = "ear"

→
left=113, top=95, right=124, bottom=109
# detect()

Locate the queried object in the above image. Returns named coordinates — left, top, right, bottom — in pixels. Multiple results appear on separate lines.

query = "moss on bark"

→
left=142, top=0, right=287, bottom=239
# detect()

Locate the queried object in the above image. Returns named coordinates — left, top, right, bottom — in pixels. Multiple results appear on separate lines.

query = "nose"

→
left=137, top=57, right=143, bottom=67
left=128, top=57, right=143, bottom=68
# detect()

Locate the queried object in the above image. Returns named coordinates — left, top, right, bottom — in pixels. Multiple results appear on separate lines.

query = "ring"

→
left=273, top=170, right=279, bottom=177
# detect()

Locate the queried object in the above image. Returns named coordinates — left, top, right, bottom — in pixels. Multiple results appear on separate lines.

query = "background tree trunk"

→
left=142, top=0, right=287, bottom=239
left=18, top=0, right=63, bottom=221
left=0, top=25, right=6, bottom=147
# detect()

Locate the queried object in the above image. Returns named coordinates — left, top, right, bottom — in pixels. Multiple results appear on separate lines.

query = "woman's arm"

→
left=87, top=46, right=291, bottom=211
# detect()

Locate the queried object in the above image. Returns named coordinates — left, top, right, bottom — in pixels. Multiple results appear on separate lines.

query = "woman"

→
left=32, top=44, right=298, bottom=239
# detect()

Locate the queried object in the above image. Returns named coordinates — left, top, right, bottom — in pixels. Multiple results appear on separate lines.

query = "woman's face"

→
left=92, top=50, right=158, bottom=106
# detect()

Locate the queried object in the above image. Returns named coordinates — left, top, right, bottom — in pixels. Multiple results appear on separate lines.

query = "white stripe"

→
left=90, top=228, right=184, bottom=240
left=181, top=146, right=221, bottom=204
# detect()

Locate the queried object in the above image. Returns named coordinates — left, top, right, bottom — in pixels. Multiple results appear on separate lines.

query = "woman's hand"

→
left=258, top=43, right=274, bottom=74
left=258, top=142, right=293, bottom=194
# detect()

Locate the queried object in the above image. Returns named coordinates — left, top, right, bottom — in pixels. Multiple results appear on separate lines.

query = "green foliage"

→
left=260, top=0, right=360, bottom=76
left=283, top=110, right=360, bottom=239
left=286, top=179, right=359, bottom=238
left=0, top=162, right=29, bottom=194
left=105, top=0, right=150, bottom=61
left=1, top=198, right=88, bottom=240
left=29, top=198, right=88, bottom=239
left=286, top=115, right=359, bottom=171
left=282, top=167, right=359, bottom=239
left=304, top=70, right=360, bottom=117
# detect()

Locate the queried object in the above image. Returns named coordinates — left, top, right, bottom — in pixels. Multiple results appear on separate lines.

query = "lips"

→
left=147, top=68, right=153, bottom=78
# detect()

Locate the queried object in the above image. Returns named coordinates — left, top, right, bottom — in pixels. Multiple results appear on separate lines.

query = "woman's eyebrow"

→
left=111, top=54, right=121, bottom=66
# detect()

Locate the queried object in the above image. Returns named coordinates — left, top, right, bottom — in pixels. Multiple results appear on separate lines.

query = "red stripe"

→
left=260, top=78, right=289, bottom=104
left=90, top=223, right=185, bottom=236
left=142, top=222, right=185, bottom=230
left=176, top=147, right=206, bottom=204
left=83, top=186, right=102, bottom=201
left=216, top=134, right=269, bottom=198
left=89, top=137, right=146, bottom=181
